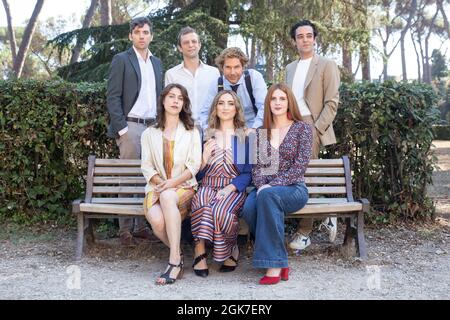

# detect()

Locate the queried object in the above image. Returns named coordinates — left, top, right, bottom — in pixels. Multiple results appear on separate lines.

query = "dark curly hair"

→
left=154, top=83, right=194, bottom=131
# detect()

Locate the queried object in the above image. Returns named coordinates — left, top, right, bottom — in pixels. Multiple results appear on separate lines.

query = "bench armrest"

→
left=72, top=199, right=84, bottom=214
left=357, top=198, right=370, bottom=213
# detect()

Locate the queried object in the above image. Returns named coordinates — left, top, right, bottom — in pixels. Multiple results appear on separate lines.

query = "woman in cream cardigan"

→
left=141, top=83, right=202, bottom=285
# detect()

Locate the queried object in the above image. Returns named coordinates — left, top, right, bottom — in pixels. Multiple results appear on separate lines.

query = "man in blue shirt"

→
left=200, top=47, right=267, bottom=129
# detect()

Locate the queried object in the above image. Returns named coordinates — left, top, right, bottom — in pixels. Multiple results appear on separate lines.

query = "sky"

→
left=1, top=0, right=448, bottom=81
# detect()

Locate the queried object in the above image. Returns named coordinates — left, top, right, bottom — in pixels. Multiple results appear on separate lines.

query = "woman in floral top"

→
left=242, top=83, right=312, bottom=285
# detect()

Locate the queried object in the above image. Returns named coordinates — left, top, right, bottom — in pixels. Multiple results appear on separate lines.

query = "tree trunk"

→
left=417, top=32, right=426, bottom=82
left=70, top=0, right=99, bottom=64
left=361, top=45, right=371, bottom=81
left=249, top=36, right=256, bottom=69
left=265, top=50, right=274, bottom=82
left=12, top=0, right=45, bottom=78
left=423, top=8, right=439, bottom=84
left=360, top=0, right=371, bottom=81
left=400, top=35, right=407, bottom=81
left=399, top=0, right=417, bottom=81
left=411, top=31, right=421, bottom=82
left=1, top=0, right=17, bottom=63
left=436, top=0, right=450, bottom=39
left=342, top=45, right=353, bottom=81
left=100, top=0, right=112, bottom=26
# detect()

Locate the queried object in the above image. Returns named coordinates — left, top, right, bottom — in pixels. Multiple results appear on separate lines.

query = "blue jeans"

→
left=241, top=183, right=308, bottom=269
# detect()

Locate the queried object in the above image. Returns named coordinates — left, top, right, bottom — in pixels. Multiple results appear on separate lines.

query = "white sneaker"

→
left=319, top=217, right=337, bottom=243
left=288, top=233, right=311, bottom=250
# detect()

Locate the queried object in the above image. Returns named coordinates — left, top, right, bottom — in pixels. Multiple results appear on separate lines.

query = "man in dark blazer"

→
left=107, top=16, right=163, bottom=246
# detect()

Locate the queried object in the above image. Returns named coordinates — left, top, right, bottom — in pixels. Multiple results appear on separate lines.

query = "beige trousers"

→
left=116, top=121, right=149, bottom=235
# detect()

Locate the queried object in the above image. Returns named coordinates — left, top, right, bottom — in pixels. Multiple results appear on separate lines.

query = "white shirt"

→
left=119, top=46, right=157, bottom=136
left=292, top=57, right=312, bottom=117
left=165, top=61, right=220, bottom=122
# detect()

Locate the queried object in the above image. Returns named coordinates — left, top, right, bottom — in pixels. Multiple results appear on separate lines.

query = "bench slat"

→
left=288, top=202, right=363, bottom=215
left=95, top=167, right=344, bottom=176
left=91, top=186, right=346, bottom=195
left=304, top=168, right=344, bottom=176
left=307, top=186, right=347, bottom=194
left=95, top=159, right=141, bottom=166
left=94, top=167, right=142, bottom=175
left=80, top=203, right=144, bottom=215
left=94, top=159, right=344, bottom=168
left=92, top=186, right=145, bottom=194
left=92, top=177, right=345, bottom=186
left=89, top=197, right=349, bottom=205
left=304, top=177, right=345, bottom=185
left=307, top=198, right=348, bottom=204
left=307, top=159, right=343, bottom=167
left=91, top=197, right=145, bottom=204
left=80, top=201, right=362, bottom=216
left=93, top=177, right=146, bottom=184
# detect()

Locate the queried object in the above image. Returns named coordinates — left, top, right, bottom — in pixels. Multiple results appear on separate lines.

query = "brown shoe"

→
left=120, top=232, right=137, bottom=247
left=132, top=228, right=160, bottom=242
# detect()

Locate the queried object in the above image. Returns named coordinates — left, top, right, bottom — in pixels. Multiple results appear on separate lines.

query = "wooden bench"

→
left=72, top=155, right=369, bottom=260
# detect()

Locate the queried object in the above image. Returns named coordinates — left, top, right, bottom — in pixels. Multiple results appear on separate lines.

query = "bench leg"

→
left=356, top=211, right=368, bottom=260
left=75, top=213, right=85, bottom=260
left=85, top=218, right=96, bottom=245
left=342, top=217, right=357, bottom=257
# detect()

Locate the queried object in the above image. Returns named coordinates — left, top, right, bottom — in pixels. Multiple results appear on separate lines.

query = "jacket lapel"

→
left=173, top=122, right=186, bottom=161
left=287, top=61, right=298, bottom=88
left=151, top=128, right=165, bottom=179
left=150, top=56, right=161, bottom=95
left=304, top=54, right=319, bottom=90
left=127, top=47, right=141, bottom=91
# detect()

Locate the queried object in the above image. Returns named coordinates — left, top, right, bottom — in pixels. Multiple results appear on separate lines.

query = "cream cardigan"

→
left=140, top=122, right=202, bottom=194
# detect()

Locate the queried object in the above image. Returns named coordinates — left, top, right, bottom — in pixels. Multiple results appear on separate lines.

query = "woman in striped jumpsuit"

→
left=190, top=90, right=252, bottom=277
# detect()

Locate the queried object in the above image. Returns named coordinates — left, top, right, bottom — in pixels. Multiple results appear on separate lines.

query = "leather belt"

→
left=126, top=117, right=155, bottom=125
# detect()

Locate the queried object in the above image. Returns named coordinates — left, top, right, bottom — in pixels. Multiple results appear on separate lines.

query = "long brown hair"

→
left=262, top=83, right=302, bottom=140
left=206, top=90, right=247, bottom=141
left=155, top=83, right=194, bottom=131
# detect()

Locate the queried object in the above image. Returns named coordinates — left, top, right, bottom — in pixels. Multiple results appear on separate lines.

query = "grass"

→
left=0, top=223, right=58, bottom=245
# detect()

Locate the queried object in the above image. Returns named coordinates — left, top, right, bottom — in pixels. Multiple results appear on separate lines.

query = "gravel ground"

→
left=1, top=141, right=449, bottom=300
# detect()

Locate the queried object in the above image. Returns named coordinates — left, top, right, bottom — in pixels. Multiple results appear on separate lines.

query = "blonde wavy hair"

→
left=215, top=47, right=249, bottom=72
left=206, top=90, right=247, bottom=141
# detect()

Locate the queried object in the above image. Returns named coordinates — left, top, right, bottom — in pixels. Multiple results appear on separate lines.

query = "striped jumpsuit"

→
left=191, top=147, right=247, bottom=262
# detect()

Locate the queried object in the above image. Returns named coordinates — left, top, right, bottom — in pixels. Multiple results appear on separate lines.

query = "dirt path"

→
left=1, top=142, right=449, bottom=300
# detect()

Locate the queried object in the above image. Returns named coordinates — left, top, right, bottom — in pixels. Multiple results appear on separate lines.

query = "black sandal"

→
left=156, top=259, right=184, bottom=285
left=219, top=247, right=239, bottom=272
left=192, top=252, right=209, bottom=278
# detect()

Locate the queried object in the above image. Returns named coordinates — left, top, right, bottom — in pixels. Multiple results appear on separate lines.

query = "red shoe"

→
left=259, top=267, right=289, bottom=285
left=259, top=275, right=281, bottom=285
left=281, top=267, right=289, bottom=281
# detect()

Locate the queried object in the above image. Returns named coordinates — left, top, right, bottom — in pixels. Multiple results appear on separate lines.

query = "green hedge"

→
left=0, top=80, right=441, bottom=224
left=326, top=81, right=440, bottom=222
left=432, top=125, right=450, bottom=140
left=0, top=80, right=117, bottom=224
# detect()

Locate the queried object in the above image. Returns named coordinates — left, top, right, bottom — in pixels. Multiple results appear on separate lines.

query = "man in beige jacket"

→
left=284, top=20, right=340, bottom=250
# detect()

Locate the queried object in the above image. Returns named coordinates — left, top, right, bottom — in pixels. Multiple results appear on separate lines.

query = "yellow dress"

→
left=143, top=137, right=195, bottom=219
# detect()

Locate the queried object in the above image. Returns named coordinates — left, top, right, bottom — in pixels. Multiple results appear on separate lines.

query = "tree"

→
left=100, top=0, right=112, bottom=26
left=50, top=0, right=229, bottom=82
left=397, top=0, right=417, bottom=81
left=70, top=0, right=99, bottom=64
left=374, top=0, right=403, bottom=81
left=431, top=49, right=448, bottom=80
left=1, top=0, right=17, bottom=62
left=1, top=0, right=46, bottom=78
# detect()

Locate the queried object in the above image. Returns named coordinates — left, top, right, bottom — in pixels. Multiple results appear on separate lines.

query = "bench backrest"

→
left=84, top=155, right=354, bottom=205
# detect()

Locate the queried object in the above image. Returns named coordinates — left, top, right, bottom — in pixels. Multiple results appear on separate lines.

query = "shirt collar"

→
left=180, top=60, right=205, bottom=71
left=133, top=46, right=152, bottom=62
